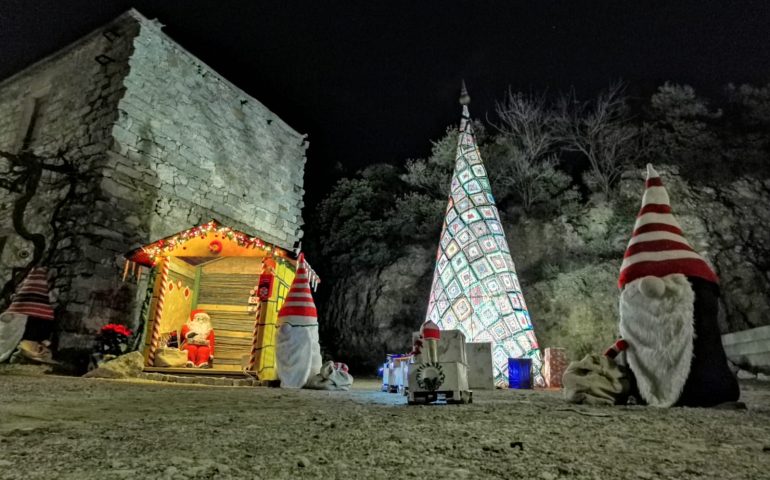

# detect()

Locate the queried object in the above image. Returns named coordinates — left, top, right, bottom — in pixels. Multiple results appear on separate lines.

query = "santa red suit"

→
left=181, top=309, right=215, bottom=368
left=618, top=164, right=739, bottom=407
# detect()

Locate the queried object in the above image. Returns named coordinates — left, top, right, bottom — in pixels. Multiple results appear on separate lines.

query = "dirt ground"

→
left=1, top=367, right=769, bottom=480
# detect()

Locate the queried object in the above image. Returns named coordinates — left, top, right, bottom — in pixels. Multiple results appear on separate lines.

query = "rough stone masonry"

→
left=0, top=9, right=308, bottom=355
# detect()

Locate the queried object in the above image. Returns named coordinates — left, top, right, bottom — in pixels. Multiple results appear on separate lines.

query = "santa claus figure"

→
left=618, top=164, right=739, bottom=407
left=275, top=253, right=322, bottom=388
left=181, top=309, right=215, bottom=368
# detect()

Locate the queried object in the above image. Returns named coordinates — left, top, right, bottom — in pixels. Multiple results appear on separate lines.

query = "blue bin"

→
left=508, top=358, right=532, bottom=389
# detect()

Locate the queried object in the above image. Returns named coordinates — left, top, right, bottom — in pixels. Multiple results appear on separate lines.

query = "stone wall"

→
left=108, top=15, right=307, bottom=249
left=0, top=10, right=308, bottom=357
left=0, top=13, right=139, bottom=351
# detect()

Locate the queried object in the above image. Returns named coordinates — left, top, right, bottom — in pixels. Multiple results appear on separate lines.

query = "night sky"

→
left=2, top=0, right=769, bottom=204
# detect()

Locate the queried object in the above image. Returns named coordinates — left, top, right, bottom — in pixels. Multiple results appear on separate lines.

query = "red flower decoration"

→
left=100, top=323, right=133, bottom=337
left=208, top=240, right=223, bottom=254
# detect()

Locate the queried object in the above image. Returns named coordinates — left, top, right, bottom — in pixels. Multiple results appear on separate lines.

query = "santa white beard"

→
left=619, top=274, right=695, bottom=407
left=186, top=318, right=212, bottom=345
left=275, top=323, right=322, bottom=388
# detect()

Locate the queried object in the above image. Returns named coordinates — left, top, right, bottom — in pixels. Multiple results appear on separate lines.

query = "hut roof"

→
left=125, top=219, right=293, bottom=267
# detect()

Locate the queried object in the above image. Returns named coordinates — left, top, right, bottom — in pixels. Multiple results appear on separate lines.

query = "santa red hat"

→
left=277, top=253, right=318, bottom=326
left=189, top=309, right=210, bottom=321
left=619, top=164, right=718, bottom=289
left=1, top=267, right=54, bottom=320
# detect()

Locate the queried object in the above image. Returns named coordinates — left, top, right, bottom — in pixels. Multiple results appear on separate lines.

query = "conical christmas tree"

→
left=424, top=84, right=543, bottom=387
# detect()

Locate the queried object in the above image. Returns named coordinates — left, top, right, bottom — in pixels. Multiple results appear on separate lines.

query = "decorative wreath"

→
left=415, top=362, right=445, bottom=392
left=208, top=240, right=223, bottom=254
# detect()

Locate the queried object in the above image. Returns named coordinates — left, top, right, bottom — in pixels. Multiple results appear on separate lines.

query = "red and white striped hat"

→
left=619, top=164, right=718, bottom=289
left=277, top=253, right=318, bottom=326
left=421, top=320, right=440, bottom=340
left=1, top=267, right=55, bottom=320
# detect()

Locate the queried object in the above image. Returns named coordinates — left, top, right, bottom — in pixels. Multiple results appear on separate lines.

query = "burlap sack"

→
left=562, top=353, right=632, bottom=406
left=304, top=361, right=354, bottom=390
left=154, top=347, right=188, bottom=367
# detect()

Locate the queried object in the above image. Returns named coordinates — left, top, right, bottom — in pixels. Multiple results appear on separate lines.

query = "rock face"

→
left=0, top=10, right=307, bottom=353
left=321, top=246, right=435, bottom=371
left=322, top=166, right=770, bottom=371
left=83, top=351, right=144, bottom=379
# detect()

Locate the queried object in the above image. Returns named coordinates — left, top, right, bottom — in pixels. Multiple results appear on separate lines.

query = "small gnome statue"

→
left=275, top=253, right=322, bottom=388
left=617, top=164, right=739, bottom=407
left=181, top=309, right=215, bottom=368
left=421, top=320, right=441, bottom=363
left=415, top=320, right=444, bottom=392
left=0, top=267, right=56, bottom=363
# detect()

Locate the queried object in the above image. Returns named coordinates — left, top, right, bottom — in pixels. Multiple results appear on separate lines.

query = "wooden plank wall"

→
left=253, top=260, right=294, bottom=380
left=196, top=257, right=262, bottom=370
left=143, top=257, right=196, bottom=365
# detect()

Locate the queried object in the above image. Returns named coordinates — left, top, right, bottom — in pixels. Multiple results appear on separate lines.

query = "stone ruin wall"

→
left=107, top=16, right=307, bottom=249
left=0, top=15, right=140, bottom=352
left=0, top=11, right=308, bottom=356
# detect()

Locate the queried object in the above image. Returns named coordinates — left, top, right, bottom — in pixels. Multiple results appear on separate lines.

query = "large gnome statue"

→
left=275, top=253, right=322, bottom=388
left=618, top=164, right=739, bottom=407
left=181, top=309, right=215, bottom=368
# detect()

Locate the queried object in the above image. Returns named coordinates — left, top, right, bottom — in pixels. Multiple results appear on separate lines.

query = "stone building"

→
left=0, top=9, right=308, bottom=354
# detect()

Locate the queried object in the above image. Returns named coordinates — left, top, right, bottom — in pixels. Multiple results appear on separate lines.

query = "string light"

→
left=125, top=220, right=321, bottom=286
left=138, top=220, right=286, bottom=266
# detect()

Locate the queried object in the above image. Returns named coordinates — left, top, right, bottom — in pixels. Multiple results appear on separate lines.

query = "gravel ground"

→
left=1, top=367, right=769, bottom=480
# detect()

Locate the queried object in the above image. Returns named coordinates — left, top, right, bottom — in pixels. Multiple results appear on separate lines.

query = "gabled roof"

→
left=125, top=219, right=292, bottom=267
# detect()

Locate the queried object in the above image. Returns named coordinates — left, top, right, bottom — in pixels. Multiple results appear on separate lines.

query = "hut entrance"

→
left=123, top=220, right=319, bottom=381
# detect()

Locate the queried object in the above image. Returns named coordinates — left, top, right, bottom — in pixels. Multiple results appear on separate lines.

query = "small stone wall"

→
left=723, top=326, right=770, bottom=373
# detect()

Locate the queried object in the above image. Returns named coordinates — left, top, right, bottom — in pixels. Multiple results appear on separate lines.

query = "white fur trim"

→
left=621, top=250, right=701, bottom=270
left=642, top=186, right=670, bottom=205
left=619, top=274, right=695, bottom=407
left=291, top=292, right=314, bottom=299
left=628, top=231, right=691, bottom=246
left=283, top=301, right=316, bottom=307
left=634, top=213, right=682, bottom=229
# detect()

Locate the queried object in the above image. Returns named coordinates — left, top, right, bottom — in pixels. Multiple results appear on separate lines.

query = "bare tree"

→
left=557, top=82, right=645, bottom=201
left=491, top=89, right=569, bottom=212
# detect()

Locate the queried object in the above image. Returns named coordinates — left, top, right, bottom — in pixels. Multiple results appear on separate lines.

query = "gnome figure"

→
left=0, top=267, right=55, bottom=363
left=275, top=253, right=322, bottom=388
left=618, top=164, right=739, bottom=408
left=181, top=309, right=215, bottom=368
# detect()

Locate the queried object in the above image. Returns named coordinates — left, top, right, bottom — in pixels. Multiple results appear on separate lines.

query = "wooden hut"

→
left=123, top=220, right=319, bottom=380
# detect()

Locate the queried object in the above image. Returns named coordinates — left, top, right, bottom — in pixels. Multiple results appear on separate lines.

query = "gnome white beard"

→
left=275, top=323, right=322, bottom=388
left=619, top=274, right=695, bottom=407
left=0, top=313, right=27, bottom=362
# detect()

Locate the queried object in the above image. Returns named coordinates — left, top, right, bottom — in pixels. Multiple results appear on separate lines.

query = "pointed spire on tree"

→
left=459, top=80, right=471, bottom=106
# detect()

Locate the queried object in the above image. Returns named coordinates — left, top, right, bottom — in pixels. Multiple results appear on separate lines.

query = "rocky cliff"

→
left=319, top=166, right=770, bottom=372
